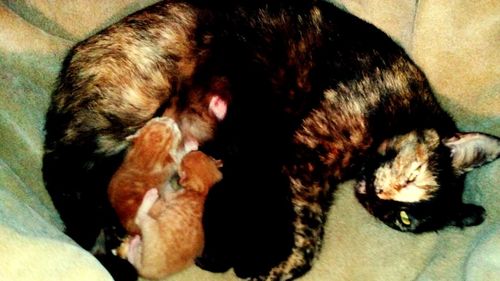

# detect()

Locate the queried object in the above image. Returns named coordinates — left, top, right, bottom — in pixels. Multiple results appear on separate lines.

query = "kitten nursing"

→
left=109, top=117, right=222, bottom=279
left=108, top=117, right=185, bottom=235
left=42, top=0, right=500, bottom=280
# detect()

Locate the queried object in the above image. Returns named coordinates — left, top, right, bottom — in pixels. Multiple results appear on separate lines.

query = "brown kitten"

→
left=115, top=151, right=222, bottom=280
left=107, top=116, right=186, bottom=235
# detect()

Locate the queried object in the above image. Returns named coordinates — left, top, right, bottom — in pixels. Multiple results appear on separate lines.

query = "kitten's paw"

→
left=112, top=238, right=130, bottom=259
left=144, top=188, right=160, bottom=203
left=127, top=235, right=142, bottom=265
left=136, top=188, right=159, bottom=222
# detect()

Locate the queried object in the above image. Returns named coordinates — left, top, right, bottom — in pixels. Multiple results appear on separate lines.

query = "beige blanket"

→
left=0, top=1, right=498, bottom=280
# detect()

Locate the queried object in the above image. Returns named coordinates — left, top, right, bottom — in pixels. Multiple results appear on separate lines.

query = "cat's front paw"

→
left=452, top=204, right=486, bottom=227
left=245, top=273, right=288, bottom=281
left=126, top=235, right=142, bottom=264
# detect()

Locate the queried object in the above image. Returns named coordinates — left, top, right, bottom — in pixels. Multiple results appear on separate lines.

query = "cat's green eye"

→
left=399, top=210, right=411, bottom=225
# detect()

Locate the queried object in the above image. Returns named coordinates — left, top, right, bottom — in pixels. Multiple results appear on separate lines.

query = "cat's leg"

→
left=251, top=176, right=330, bottom=281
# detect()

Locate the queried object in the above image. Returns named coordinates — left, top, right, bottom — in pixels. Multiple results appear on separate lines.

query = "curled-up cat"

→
left=42, top=0, right=500, bottom=280
left=114, top=151, right=222, bottom=280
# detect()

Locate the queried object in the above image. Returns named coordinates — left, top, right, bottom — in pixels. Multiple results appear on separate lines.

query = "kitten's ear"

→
left=450, top=204, right=485, bottom=227
left=443, top=133, right=500, bottom=175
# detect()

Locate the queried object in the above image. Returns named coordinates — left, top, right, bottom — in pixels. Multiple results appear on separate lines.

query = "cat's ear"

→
left=443, top=133, right=500, bottom=175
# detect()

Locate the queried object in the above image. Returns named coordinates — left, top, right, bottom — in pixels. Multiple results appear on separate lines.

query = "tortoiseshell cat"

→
left=42, top=0, right=500, bottom=280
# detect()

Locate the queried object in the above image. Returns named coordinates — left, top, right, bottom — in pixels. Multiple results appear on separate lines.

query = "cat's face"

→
left=355, top=130, right=500, bottom=233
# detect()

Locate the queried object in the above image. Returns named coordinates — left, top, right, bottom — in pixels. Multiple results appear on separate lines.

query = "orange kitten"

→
left=108, top=116, right=186, bottom=235
left=115, top=151, right=222, bottom=279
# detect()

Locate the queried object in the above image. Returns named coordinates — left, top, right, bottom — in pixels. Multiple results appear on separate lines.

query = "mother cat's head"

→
left=355, top=129, right=500, bottom=233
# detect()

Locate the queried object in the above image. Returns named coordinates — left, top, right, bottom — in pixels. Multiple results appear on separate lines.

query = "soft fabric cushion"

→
left=0, top=1, right=498, bottom=280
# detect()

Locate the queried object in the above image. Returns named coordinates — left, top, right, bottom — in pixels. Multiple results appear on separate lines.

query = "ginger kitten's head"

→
left=355, top=129, right=500, bottom=233
left=124, top=117, right=182, bottom=171
left=179, top=151, right=223, bottom=194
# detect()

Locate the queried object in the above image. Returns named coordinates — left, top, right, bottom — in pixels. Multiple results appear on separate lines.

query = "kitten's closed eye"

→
left=405, top=163, right=423, bottom=184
